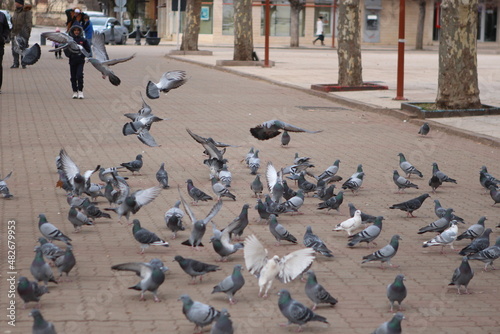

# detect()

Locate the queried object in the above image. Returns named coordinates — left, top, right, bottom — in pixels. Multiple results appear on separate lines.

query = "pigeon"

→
left=111, top=259, right=167, bottom=302
left=244, top=234, right=315, bottom=298
left=389, top=193, right=430, bottom=217
left=38, top=214, right=72, bottom=245
left=489, top=185, right=500, bottom=205
left=449, top=257, right=474, bottom=294
left=348, top=203, right=377, bottom=224
left=210, top=222, right=244, bottom=262
left=255, top=197, right=272, bottom=222
left=120, top=154, right=143, bottom=175
left=295, top=172, right=316, bottom=194
left=244, top=147, right=255, bottom=166
left=250, top=174, right=264, bottom=198
left=418, top=122, right=430, bottom=136
left=250, top=120, right=322, bottom=140
left=80, top=198, right=111, bottom=220
left=211, top=178, right=236, bottom=201
left=303, top=226, right=334, bottom=257
left=422, top=221, right=458, bottom=253
left=248, top=150, right=261, bottom=175
left=164, top=200, right=185, bottom=239
left=457, top=216, right=486, bottom=240
left=433, top=199, right=464, bottom=223
left=333, top=210, right=362, bottom=236
left=156, top=163, right=169, bottom=189
left=317, top=191, right=344, bottom=212
left=210, top=308, right=233, bottom=334
left=282, top=179, right=298, bottom=201
left=29, top=309, right=57, bottom=334
left=277, top=289, right=329, bottom=332
left=315, top=184, right=336, bottom=201
left=178, top=294, right=220, bottom=333
left=392, top=170, right=419, bottom=193
left=282, top=189, right=305, bottom=214
left=122, top=97, right=164, bottom=147
left=187, top=128, right=228, bottom=161
left=480, top=169, right=499, bottom=192
left=186, top=179, right=213, bottom=203
left=186, top=128, right=239, bottom=151
left=304, top=270, right=337, bottom=310
left=88, top=30, right=135, bottom=87
left=418, top=208, right=455, bottom=234
left=349, top=164, right=364, bottom=180
left=54, top=246, right=76, bottom=282
left=281, top=130, right=291, bottom=146
left=348, top=216, right=384, bottom=248
left=266, top=162, right=284, bottom=203
left=459, top=228, right=492, bottom=256
left=12, top=32, right=41, bottom=66
left=372, top=312, right=405, bottom=334
left=341, top=172, right=364, bottom=194
left=105, top=185, right=163, bottom=223
left=428, top=174, right=442, bottom=193
left=317, top=159, right=341, bottom=183
left=180, top=189, right=223, bottom=249
left=41, top=30, right=91, bottom=57
left=467, top=236, right=500, bottom=271
left=132, top=219, right=169, bottom=254
left=398, top=153, right=423, bottom=178
left=58, top=148, right=100, bottom=196
left=222, top=203, right=250, bottom=241
left=174, top=255, right=220, bottom=284
left=432, top=162, right=457, bottom=184
left=0, top=171, right=13, bottom=198
left=212, top=264, right=245, bottom=304
left=387, top=274, right=407, bottom=312
left=294, top=153, right=312, bottom=165
left=217, top=165, right=232, bottom=188
left=31, top=247, right=58, bottom=285
left=17, top=276, right=49, bottom=309
left=146, top=70, right=188, bottom=99
left=269, top=214, right=297, bottom=245
left=37, top=238, right=65, bottom=264
left=362, top=235, right=402, bottom=268
left=67, top=206, right=93, bottom=232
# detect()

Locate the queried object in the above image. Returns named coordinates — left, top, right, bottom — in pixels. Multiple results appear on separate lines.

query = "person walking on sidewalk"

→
left=313, top=16, right=325, bottom=46
left=0, top=10, right=11, bottom=93
left=64, top=25, right=90, bottom=99
left=10, top=0, right=33, bottom=69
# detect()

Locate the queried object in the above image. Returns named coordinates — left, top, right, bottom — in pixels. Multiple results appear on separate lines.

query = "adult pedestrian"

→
left=64, top=25, right=90, bottom=99
left=82, top=14, right=93, bottom=47
left=0, top=10, right=11, bottom=93
left=65, top=7, right=84, bottom=32
left=10, top=0, right=33, bottom=69
left=313, top=16, right=325, bottom=46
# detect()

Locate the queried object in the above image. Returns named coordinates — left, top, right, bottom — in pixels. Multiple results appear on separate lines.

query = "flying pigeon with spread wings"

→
left=146, top=70, right=188, bottom=99
left=250, top=120, right=322, bottom=141
left=41, top=30, right=91, bottom=57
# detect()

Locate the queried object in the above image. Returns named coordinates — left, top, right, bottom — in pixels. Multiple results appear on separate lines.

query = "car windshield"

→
left=91, top=17, right=109, bottom=26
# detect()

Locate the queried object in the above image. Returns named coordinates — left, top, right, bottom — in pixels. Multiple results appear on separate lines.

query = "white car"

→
left=0, top=10, right=12, bottom=29
left=91, top=16, right=128, bottom=44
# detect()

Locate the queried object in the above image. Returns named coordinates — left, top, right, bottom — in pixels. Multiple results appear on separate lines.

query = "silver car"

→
left=91, top=16, right=128, bottom=44
left=0, top=10, right=12, bottom=43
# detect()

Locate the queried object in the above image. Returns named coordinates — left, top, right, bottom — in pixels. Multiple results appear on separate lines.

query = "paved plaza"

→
left=0, top=33, right=500, bottom=333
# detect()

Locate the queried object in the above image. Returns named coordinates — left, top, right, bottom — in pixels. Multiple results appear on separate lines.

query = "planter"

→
left=145, top=37, right=161, bottom=45
left=311, top=82, right=388, bottom=92
left=401, top=102, right=500, bottom=119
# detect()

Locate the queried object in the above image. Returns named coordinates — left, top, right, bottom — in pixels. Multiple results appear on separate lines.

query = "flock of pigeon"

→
left=4, top=52, right=500, bottom=333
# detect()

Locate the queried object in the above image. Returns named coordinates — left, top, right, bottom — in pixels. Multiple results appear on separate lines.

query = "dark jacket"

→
left=0, top=11, right=10, bottom=45
left=64, top=26, right=90, bottom=64
left=11, top=5, right=32, bottom=38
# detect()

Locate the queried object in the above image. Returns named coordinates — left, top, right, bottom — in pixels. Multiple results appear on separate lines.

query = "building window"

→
left=222, top=0, right=234, bottom=35
left=260, top=1, right=305, bottom=36
left=314, top=0, right=333, bottom=37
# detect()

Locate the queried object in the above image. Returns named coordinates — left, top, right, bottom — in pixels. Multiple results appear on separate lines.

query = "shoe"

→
left=72, top=92, right=78, bottom=99
left=10, top=65, right=18, bottom=68
left=77, top=91, right=84, bottom=99
left=22, top=65, right=26, bottom=69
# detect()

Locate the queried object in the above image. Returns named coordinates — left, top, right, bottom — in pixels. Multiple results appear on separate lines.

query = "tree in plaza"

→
left=181, top=0, right=202, bottom=51
left=289, top=0, right=305, bottom=47
left=435, top=0, right=481, bottom=109
left=415, top=0, right=427, bottom=50
left=233, top=0, right=254, bottom=61
left=337, top=0, right=363, bottom=86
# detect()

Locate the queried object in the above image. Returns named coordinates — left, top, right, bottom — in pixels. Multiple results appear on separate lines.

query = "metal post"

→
left=263, top=0, right=270, bottom=67
left=176, top=0, right=181, bottom=50
left=110, top=23, right=116, bottom=45
left=135, top=25, right=141, bottom=45
left=331, top=0, right=336, bottom=48
left=394, top=0, right=407, bottom=100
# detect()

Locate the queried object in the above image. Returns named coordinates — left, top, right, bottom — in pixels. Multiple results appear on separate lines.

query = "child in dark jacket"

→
left=64, top=25, right=90, bottom=99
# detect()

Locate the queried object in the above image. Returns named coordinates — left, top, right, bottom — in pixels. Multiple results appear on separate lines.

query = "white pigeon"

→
left=244, top=234, right=315, bottom=298
left=423, top=221, right=458, bottom=253
left=333, top=210, right=362, bottom=236
left=146, top=70, right=188, bottom=99
left=266, top=161, right=284, bottom=203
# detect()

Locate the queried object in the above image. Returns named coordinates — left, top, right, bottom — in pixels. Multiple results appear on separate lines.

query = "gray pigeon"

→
left=0, top=171, right=13, bottom=198
left=341, top=172, right=364, bottom=194
left=31, top=247, right=58, bottom=285
left=459, top=228, right=492, bottom=256
left=317, top=191, right=344, bottom=212
left=304, top=271, right=338, bottom=310
left=37, top=237, right=65, bottom=264
left=457, top=216, right=486, bottom=240
left=111, top=259, right=167, bottom=302
left=428, top=174, right=442, bottom=193
left=266, top=162, right=284, bottom=203
left=174, top=255, right=220, bottom=284
left=432, top=162, right=457, bottom=184
left=30, top=309, right=57, bottom=334
left=17, top=276, right=49, bottom=309
left=105, top=185, right=163, bottom=223
left=12, top=32, right=41, bottom=66
left=317, top=159, right=340, bottom=183
left=348, top=216, right=384, bottom=248
left=303, top=226, right=334, bottom=257
left=54, top=246, right=76, bottom=282
left=178, top=294, right=219, bottom=333
left=80, top=198, right=112, bottom=220
left=164, top=200, right=185, bottom=239
left=449, top=257, right=474, bottom=294
left=132, top=219, right=169, bottom=254
left=392, top=170, right=419, bottom=193
left=467, top=236, right=500, bottom=271
left=222, top=204, right=250, bottom=241
left=250, top=120, right=322, bottom=140
left=372, top=312, right=405, bottom=334
left=389, top=193, right=430, bottom=218
left=422, top=221, right=458, bottom=253
left=433, top=199, right=464, bottom=223
left=146, top=70, right=188, bottom=99
left=122, top=99, right=163, bottom=147
left=187, top=179, right=213, bottom=203
left=418, top=122, right=430, bottom=136
left=348, top=203, right=377, bottom=224
left=67, top=206, right=94, bottom=232
left=489, top=185, right=500, bottom=205
left=418, top=208, right=454, bottom=234
left=120, top=154, right=143, bottom=175
left=297, top=172, right=317, bottom=194
left=277, top=289, right=329, bottom=332
left=210, top=222, right=244, bottom=262
left=156, top=163, right=169, bottom=189
left=281, top=130, right=291, bottom=146
left=387, top=274, right=407, bottom=312
left=250, top=174, right=264, bottom=198
left=58, top=148, right=100, bottom=196
left=212, top=264, right=245, bottom=304
left=362, top=235, right=402, bottom=268
left=210, top=308, right=233, bottom=334
left=248, top=150, right=260, bottom=175
left=38, top=214, right=72, bottom=245
left=269, top=214, right=297, bottom=245
left=41, top=30, right=90, bottom=57
left=211, top=177, right=236, bottom=201
left=398, top=153, right=423, bottom=178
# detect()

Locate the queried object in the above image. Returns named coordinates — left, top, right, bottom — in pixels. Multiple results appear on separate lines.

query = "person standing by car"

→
left=64, top=25, right=90, bottom=99
left=0, top=10, right=11, bottom=93
left=10, top=0, right=33, bottom=69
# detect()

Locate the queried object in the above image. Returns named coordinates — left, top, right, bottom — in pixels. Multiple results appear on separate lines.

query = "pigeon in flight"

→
left=122, top=99, right=164, bottom=147
left=146, top=70, right=187, bottom=99
left=250, top=120, right=322, bottom=141
left=0, top=171, right=13, bottom=198
left=12, top=31, right=41, bottom=66
left=41, top=30, right=91, bottom=57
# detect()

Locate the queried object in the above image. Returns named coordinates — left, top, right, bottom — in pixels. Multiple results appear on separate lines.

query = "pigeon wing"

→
left=133, top=186, right=162, bottom=207
left=103, top=53, right=136, bottom=66
left=91, top=32, right=109, bottom=61
left=137, top=128, right=159, bottom=147
left=266, top=162, right=278, bottom=192
left=281, top=121, right=322, bottom=134
left=41, top=32, right=72, bottom=44
left=59, top=149, right=80, bottom=183
left=278, top=248, right=315, bottom=283
left=178, top=187, right=197, bottom=224
left=244, top=235, right=269, bottom=276
left=112, top=262, right=152, bottom=279
left=202, top=200, right=223, bottom=225
left=22, top=44, right=41, bottom=65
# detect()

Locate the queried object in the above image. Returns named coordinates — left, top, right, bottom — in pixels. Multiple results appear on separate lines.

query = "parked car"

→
left=0, top=10, right=12, bottom=43
left=91, top=16, right=128, bottom=44
left=86, top=11, right=106, bottom=18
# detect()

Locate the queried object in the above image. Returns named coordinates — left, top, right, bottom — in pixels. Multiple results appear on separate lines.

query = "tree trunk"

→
left=415, top=0, right=426, bottom=50
left=233, top=0, right=254, bottom=60
left=436, top=0, right=481, bottom=109
left=289, top=0, right=304, bottom=47
left=181, top=0, right=202, bottom=51
left=337, top=0, right=363, bottom=86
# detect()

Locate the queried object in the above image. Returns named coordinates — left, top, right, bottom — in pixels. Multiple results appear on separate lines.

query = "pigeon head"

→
left=173, top=255, right=185, bottom=263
